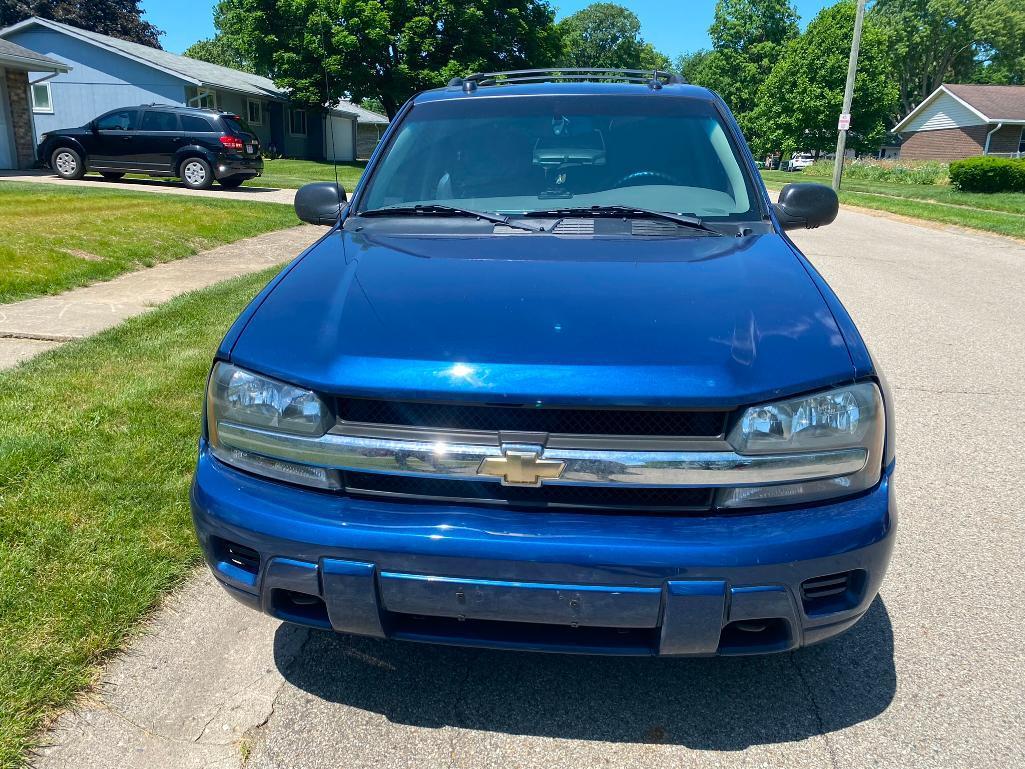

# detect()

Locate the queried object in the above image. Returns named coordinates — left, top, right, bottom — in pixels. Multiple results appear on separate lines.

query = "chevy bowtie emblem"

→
left=478, top=449, right=565, bottom=487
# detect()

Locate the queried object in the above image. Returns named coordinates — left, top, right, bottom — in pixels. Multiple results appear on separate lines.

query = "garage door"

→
left=324, top=115, right=354, bottom=162
left=0, top=69, right=14, bottom=169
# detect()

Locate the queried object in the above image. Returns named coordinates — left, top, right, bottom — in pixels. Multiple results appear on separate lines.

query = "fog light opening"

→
left=270, top=588, right=331, bottom=629
left=718, top=618, right=791, bottom=655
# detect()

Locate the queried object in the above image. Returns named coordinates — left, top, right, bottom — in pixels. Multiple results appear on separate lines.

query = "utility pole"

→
left=832, top=0, right=868, bottom=191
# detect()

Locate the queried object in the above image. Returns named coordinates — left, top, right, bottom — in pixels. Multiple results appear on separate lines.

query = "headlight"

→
left=718, top=382, right=885, bottom=508
left=206, top=362, right=339, bottom=488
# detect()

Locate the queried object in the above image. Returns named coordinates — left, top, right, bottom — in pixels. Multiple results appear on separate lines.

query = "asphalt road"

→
left=33, top=207, right=1025, bottom=769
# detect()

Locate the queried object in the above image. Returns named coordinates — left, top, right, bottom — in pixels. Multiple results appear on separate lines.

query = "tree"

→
left=965, top=0, right=1025, bottom=85
left=213, top=0, right=562, bottom=117
left=557, top=3, right=669, bottom=70
left=184, top=37, right=260, bottom=74
left=0, top=0, right=162, bottom=48
left=751, top=0, right=898, bottom=156
left=685, top=0, right=799, bottom=135
left=675, top=50, right=710, bottom=83
left=872, top=0, right=1025, bottom=117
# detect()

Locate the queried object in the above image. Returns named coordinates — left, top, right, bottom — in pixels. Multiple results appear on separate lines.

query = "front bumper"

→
left=191, top=446, right=896, bottom=656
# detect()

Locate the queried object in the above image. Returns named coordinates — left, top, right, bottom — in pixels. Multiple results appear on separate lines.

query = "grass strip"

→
left=760, top=170, right=1025, bottom=239
left=0, top=269, right=275, bottom=768
left=0, top=182, right=299, bottom=304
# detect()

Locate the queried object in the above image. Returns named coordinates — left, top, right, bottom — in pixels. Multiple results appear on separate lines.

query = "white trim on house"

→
left=0, top=17, right=202, bottom=85
left=894, top=84, right=1025, bottom=133
left=186, top=86, right=220, bottom=109
left=289, top=108, right=307, bottom=136
left=247, top=98, right=263, bottom=125
left=30, top=80, right=52, bottom=113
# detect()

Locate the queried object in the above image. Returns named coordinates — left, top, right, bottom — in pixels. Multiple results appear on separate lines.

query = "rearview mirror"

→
left=295, top=182, right=347, bottom=226
left=773, top=183, right=838, bottom=231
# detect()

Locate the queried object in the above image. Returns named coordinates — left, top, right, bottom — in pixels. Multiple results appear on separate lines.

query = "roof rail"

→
left=448, top=68, right=685, bottom=91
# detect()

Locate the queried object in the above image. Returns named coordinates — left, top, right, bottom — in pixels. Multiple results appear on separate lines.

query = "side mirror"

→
left=295, top=182, right=347, bottom=226
left=90, top=121, right=98, bottom=133
left=773, top=183, right=838, bottom=230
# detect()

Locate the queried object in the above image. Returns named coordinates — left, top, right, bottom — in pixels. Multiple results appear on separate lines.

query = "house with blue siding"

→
left=0, top=16, right=387, bottom=163
left=0, top=36, right=67, bottom=168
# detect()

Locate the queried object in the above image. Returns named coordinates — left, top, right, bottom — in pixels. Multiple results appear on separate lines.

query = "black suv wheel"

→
left=52, top=147, right=86, bottom=180
left=180, top=157, right=213, bottom=190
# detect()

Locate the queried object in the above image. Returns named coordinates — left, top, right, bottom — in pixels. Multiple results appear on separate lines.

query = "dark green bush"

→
left=949, top=156, right=1025, bottom=193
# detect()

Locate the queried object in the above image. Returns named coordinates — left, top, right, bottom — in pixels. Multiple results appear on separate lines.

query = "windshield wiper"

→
left=360, top=204, right=543, bottom=232
left=524, top=205, right=722, bottom=235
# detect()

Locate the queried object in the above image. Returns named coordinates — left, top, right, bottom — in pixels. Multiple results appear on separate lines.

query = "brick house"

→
left=894, top=84, right=1025, bottom=162
left=0, top=37, right=67, bottom=168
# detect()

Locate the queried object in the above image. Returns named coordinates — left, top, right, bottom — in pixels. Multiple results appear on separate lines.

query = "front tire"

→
left=52, top=147, right=86, bottom=180
left=179, top=157, right=213, bottom=190
left=100, top=172, right=125, bottom=180
left=217, top=175, right=247, bottom=189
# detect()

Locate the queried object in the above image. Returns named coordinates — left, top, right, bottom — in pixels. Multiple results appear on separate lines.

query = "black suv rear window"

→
left=181, top=114, right=214, bottom=132
left=221, top=116, right=254, bottom=136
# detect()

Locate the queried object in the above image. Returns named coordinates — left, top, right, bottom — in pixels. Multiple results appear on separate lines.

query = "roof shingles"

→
left=945, top=83, right=1025, bottom=122
left=0, top=36, right=67, bottom=70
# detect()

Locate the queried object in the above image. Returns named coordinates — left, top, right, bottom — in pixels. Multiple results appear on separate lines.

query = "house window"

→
left=1019, top=128, right=1025, bottom=156
left=31, top=82, right=53, bottom=113
left=247, top=99, right=263, bottom=125
left=186, top=87, right=220, bottom=110
left=289, top=108, right=307, bottom=136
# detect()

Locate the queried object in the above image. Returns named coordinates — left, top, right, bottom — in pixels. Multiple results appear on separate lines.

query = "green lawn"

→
left=0, top=269, right=276, bottom=768
left=761, top=170, right=1025, bottom=239
left=0, top=183, right=299, bottom=305
left=251, top=158, right=366, bottom=190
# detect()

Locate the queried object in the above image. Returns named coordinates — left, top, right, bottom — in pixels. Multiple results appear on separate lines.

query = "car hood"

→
left=229, top=228, right=854, bottom=407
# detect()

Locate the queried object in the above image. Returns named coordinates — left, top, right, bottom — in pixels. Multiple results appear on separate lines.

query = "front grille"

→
left=337, top=398, right=727, bottom=437
left=344, top=471, right=714, bottom=512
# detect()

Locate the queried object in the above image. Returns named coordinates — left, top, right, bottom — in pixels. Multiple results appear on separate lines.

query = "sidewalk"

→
left=0, top=170, right=297, bottom=205
left=0, top=225, right=322, bottom=370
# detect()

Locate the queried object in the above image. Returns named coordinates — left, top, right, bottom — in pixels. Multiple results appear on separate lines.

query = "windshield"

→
left=359, top=95, right=758, bottom=221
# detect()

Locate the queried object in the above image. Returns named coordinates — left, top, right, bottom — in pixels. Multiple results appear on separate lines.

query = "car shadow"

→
left=272, top=597, right=895, bottom=749
left=74, top=173, right=287, bottom=194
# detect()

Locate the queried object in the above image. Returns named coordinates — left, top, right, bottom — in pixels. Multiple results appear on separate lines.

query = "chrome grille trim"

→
left=216, top=422, right=869, bottom=488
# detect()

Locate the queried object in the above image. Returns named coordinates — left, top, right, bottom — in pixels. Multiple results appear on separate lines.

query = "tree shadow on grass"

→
left=273, top=597, right=895, bottom=749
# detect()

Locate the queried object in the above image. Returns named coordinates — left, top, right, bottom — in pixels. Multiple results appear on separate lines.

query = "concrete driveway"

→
left=31, top=209, right=1025, bottom=769
left=0, top=169, right=296, bottom=205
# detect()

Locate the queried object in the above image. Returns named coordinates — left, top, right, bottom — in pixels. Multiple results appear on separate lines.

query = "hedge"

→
left=949, top=156, right=1025, bottom=193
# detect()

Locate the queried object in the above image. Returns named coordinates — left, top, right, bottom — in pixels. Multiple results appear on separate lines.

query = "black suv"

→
left=37, top=105, right=264, bottom=190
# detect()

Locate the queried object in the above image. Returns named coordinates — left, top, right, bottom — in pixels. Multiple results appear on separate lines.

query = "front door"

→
left=91, top=109, right=138, bottom=168
left=133, top=110, right=184, bottom=172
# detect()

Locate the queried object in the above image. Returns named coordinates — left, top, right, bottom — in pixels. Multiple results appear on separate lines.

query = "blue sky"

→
left=142, top=0, right=833, bottom=57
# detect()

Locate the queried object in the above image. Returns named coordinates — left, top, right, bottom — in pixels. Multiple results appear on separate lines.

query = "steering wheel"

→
left=613, top=170, right=681, bottom=188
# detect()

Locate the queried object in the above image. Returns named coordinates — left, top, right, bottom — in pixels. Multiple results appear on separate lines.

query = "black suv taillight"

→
left=219, top=135, right=245, bottom=151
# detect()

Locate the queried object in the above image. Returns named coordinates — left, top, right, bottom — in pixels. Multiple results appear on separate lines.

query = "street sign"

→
left=838, top=113, right=852, bottom=131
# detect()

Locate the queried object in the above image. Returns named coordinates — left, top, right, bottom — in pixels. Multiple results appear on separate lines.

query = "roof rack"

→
left=449, top=68, right=685, bottom=92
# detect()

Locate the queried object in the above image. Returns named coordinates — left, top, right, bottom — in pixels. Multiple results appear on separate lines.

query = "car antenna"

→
left=322, top=48, right=343, bottom=226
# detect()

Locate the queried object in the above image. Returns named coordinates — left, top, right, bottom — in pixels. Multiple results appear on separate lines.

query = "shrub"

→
left=803, top=158, right=949, bottom=185
left=949, top=156, right=1025, bottom=193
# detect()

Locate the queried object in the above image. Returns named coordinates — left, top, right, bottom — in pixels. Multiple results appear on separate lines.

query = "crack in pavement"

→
left=788, top=652, right=840, bottom=769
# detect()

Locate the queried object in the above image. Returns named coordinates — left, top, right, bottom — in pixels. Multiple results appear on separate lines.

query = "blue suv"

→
left=191, top=70, right=896, bottom=656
